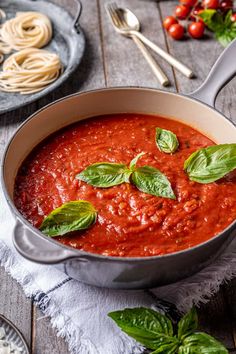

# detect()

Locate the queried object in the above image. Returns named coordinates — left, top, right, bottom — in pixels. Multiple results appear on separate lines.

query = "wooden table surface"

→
left=0, top=0, right=236, bottom=352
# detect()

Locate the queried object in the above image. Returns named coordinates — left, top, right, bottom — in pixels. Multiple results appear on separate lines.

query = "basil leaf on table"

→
left=108, top=307, right=228, bottom=353
left=39, top=200, right=97, bottom=237
left=177, top=308, right=198, bottom=340
left=132, top=166, right=176, bottom=199
left=156, top=128, right=179, bottom=154
left=108, top=307, right=178, bottom=351
left=178, top=332, right=229, bottom=354
left=76, top=162, right=131, bottom=187
left=199, top=9, right=236, bottom=47
left=184, top=144, right=236, bottom=183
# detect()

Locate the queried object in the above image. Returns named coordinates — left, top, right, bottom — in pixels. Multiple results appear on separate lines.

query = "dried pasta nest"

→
left=0, top=48, right=62, bottom=94
left=0, top=11, right=52, bottom=51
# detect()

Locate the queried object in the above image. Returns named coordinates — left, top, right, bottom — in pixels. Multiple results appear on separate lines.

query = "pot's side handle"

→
left=13, top=221, right=81, bottom=264
left=190, top=39, right=236, bottom=107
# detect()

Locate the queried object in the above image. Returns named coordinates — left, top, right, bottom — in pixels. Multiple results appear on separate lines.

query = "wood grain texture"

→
left=99, top=0, right=176, bottom=89
left=0, top=267, right=32, bottom=347
left=0, top=0, right=235, bottom=353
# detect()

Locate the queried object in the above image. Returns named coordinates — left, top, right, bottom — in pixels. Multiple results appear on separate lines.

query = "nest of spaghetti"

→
left=0, top=48, right=62, bottom=94
left=0, top=11, right=63, bottom=94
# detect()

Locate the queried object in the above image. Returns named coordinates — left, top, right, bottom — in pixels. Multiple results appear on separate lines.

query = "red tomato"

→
left=179, top=0, right=197, bottom=6
left=169, top=23, right=185, bottom=40
left=231, top=13, right=236, bottom=21
left=202, top=0, right=219, bottom=8
left=188, top=21, right=205, bottom=38
left=175, top=5, right=191, bottom=19
left=163, top=16, right=178, bottom=30
left=220, top=0, right=233, bottom=11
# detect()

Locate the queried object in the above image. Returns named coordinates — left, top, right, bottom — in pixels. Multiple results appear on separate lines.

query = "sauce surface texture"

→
left=14, top=114, right=236, bottom=257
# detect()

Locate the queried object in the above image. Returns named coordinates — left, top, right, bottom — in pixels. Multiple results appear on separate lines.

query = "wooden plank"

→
left=33, top=307, right=69, bottom=354
left=98, top=0, right=176, bottom=89
left=0, top=266, right=32, bottom=348
left=223, top=279, right=236, bottom=350
left=158, top=0, right=223, bottom=94
left=197, top=288, right=234, bottom=349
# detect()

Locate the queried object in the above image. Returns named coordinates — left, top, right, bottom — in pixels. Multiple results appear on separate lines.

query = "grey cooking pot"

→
left=2, top=40, right=236, bottom=289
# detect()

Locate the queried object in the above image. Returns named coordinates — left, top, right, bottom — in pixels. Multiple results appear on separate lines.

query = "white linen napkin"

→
left=1, top=185, right=236, bottom=354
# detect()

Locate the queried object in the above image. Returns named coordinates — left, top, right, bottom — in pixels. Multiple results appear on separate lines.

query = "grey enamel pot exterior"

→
left=2, top=40, right=236, bottom=289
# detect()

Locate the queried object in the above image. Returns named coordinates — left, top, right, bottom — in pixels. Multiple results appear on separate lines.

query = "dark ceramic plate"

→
left=0, top=0, right=85, bottom=114
left=0, top=314, right=30, bottom=353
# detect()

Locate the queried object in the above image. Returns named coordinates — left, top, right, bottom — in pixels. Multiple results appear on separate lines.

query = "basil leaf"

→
left=108, top=307, right=178, bottom=350
left=132, top=166, right=176, bottom=199
left=184, top=144, right=236, bottom=183
left=77, top=162, right=131, bottom=187
left=199, top=10, right=236, bottom=47
left=177, top=308, right=198, bottom=340
left=129, top=152, right=145, bottom=171
left=39, top=200, right=97, bottom=237
left=179, top=332, right=228, bottom=353
left=156, top=128, right=179, bottom=154
left=151, top=343, right=179, bottom=353
left=198, top=9, right=224, bottom=32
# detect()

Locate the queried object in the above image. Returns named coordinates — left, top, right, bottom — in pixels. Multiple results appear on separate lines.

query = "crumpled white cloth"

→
left=0, top=185, right=236, bottom=354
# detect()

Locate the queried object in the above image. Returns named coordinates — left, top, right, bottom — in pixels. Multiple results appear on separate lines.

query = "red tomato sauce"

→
left=14, top=114, right=236, bottom=257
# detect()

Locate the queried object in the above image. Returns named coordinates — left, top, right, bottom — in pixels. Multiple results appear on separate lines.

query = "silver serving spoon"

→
left=106, top=3, right=194, bottom=79
left=106, top=4, right=169, bottom=86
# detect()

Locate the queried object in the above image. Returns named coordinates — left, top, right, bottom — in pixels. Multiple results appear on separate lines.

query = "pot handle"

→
left=13, top=221, right=81, bottom=264
left=190, top=38, right=236, bottom=107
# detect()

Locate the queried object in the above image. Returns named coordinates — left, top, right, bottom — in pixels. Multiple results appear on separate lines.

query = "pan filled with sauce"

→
left=2, top=40, right=236, bottom=289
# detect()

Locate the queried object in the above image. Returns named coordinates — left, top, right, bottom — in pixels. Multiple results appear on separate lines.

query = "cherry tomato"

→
left=188, top=21, right=205, bottom=38
left=202, top=0, right=219, bottom=8
left=163, top=16, right=178, bottom=30
left=220, top=0, right=233, bottom=11
left=175, top=5, right=191, bottom=19
left=169, top=23, right=185, bottom=40
left=231, top=13, right=236, bottom=21
left=179, top=0, right=197, bottom=6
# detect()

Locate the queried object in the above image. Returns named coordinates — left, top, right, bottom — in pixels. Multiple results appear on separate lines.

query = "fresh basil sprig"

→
left=108, top=307, right=228, bottom=354
left=184, top=144, right=236, bottom=184
left=132, top=166, right=176, bottom=199
left=77, top=153, right=176, bottom=199
left=77, top=162, right=131, bottom=188
left=39, top=200, right=97, bottom=237
left=199, top=9, right=236, bottom=47
left=156, top=128, right=179, bottom=154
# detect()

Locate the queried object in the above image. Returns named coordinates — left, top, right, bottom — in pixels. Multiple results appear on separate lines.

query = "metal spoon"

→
left=107, top=3, right=194, bottom=79
left=106, top=4, right=169, bottom=86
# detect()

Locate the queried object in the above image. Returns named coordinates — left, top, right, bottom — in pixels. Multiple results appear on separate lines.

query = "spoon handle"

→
left=132, top=35, right=169, bottom=87
left=135, top=32, right=194, bottom=78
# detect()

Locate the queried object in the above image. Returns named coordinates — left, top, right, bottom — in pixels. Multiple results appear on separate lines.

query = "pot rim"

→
left=2, top=86, right=236, bottom=263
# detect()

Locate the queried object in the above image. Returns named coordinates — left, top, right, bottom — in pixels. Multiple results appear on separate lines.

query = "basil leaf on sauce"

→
left=76, top=162, right=132, bottom=187
left=129, top=152, right=145, bottom=171
left=179, top=333, right=228, bottom=354
left=184, top=144, right=236, bottom=184
left=131, top=166, right=176, bottom=199
left=177, top=308, right=198, bottom=340
left=108, top=308, right=177, bottom=351
left=156, top=128, right=179, bottom=154
left=39, top=200, right=97, bottom=237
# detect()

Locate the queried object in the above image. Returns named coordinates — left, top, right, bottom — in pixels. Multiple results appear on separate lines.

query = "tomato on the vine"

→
left=220, top=0, right=233, bottom=11
left=202, top=0, right=219, bottom=8
left=231, top=13, right=236, bottom=22
left=179, top=0, right=197, bottom=7
left=175, top=5, right=191, bottom=19
left=169, top=23, right=185, bottom=39
left=188, top=21, right=205, bottom=38
left=163, top=16, right=178, bottom=30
